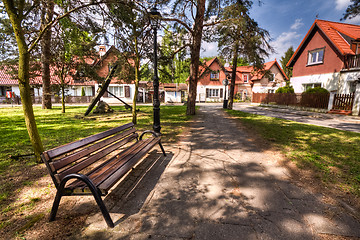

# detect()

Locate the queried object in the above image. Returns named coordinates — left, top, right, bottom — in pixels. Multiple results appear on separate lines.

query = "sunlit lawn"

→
left=226, top=109, right=360, bottom=196
left=0, top=105, right=193, bottom=205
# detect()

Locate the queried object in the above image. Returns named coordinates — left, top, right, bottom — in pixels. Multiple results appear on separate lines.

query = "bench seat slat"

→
left=46, top=122, right=135, bottom=159
left=66, top=138, right=152, bottom=190
left=55, top=133, right=138, bottom=182
left=50, top=128, right=136, bottom=171
left=97, top=137, right=160, bottom=191
left=67, top=137, right=158, bottom=191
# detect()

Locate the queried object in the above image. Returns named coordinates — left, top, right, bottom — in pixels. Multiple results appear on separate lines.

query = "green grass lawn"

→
left=0, top=105, right=192, bottom=204
left=226, top=109, right=360, bottom=196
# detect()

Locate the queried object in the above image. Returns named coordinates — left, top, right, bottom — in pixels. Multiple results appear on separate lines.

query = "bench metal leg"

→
left=159, top=141, right=166, bottom=156
left=50, top=173, right=115, bottom=228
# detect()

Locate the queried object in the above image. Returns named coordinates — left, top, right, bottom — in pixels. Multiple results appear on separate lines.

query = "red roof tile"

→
left=287, top=19, right=360, bottom=67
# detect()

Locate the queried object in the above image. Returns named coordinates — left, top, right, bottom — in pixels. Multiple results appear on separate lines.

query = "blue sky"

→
left=200, top=0, right=360, bottom=63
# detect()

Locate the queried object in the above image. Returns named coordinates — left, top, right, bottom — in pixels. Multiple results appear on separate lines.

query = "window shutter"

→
left=125, top=86, right=130, bottom=98
left=220, top=88, right=223, bottom=98
left=206, top=88, right=209, bottom=98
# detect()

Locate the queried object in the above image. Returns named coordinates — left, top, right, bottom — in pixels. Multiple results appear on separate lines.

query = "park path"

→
left=80, top=105, right=360, bottom=239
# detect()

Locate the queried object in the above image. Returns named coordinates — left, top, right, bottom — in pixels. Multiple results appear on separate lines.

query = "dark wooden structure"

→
left=252, top=92, right=330, bottom=109
left=328, top=93, right=355, bottom=115
left=41, top=122, right=166, bottom=228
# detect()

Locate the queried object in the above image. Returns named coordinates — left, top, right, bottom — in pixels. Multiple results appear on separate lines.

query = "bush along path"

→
left=78, top=105, right=360, bottom=239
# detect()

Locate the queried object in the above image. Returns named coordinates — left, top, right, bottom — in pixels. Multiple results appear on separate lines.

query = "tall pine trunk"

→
left=228, top=43, right=239, bottom=110
left=186, top=0, right=206, bottom=115
left=4, top=1, right=44, bottom=161
left=41, top=0, right=54, bottom=109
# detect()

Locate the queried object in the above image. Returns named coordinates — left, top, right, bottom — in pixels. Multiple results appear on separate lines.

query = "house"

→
left=0, top=46, right=187, bottom=104
left=287, top=19, right=360, bottom=94
left=194, top=57, right=287, bottom=102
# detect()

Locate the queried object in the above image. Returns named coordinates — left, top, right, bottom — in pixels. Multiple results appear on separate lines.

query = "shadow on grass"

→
left=226, top=109, right=360, bottom=196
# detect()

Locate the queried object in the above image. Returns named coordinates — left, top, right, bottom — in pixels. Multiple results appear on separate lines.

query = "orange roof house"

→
left=194, top=57, right=287, bottom=102
left=287, top=19, right=360, bottom=95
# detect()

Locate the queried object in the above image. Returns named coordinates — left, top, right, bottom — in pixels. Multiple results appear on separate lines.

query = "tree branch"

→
left=28, top=0, right=112, bottom=53
left=161, top=17, right=193, bottom=34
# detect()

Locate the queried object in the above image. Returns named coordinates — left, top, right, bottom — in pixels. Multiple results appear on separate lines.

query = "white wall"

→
left=290, top=72, right=340, bottom=93
left=165, top=91, right=182, bottom=103
left=197, top=85, right=226, bottom=102
left=96, top=83, right=135, bottom=104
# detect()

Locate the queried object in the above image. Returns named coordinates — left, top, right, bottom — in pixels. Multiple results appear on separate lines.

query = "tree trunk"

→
left=4, top=0, right=44, bottom=161
left=186, top=0, right=206, bottom=115
left=41, top=0, right=54, bottom=109
left=132, top=37, right=141, bottom=124
left=61, top=85, right=65, bottom=113
left=132, top=60, right=140, bottom=124
left=228, top=43, right=239, bottom=110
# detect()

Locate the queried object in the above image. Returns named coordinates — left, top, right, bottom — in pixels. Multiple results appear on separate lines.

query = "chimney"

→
left=99, top=45, right=106, bottom=57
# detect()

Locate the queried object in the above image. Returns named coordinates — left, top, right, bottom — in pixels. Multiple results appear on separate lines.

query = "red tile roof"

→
left=287, top=19, right=360, bottom=67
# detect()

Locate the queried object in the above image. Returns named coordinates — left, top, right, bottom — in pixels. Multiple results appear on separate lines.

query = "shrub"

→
left=81, top=87, right=86, bottom=96
left=275, top=85, right=294, bottom=93
left=304, top=87, right=329, bottom=94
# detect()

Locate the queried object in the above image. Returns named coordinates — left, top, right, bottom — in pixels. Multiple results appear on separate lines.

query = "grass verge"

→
left=0, top=104, right=193, bottom=238
left=226, top=109, right=360, bottom=196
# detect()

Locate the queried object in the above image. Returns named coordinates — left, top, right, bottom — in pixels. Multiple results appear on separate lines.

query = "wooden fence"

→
left=332, top=93, right=354, bottom=111
left=252, top=92, right=330, bottom=109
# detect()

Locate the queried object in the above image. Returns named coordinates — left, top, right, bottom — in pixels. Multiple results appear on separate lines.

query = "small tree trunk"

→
left=4, top=1, right=44, bottom=161
left=132, top=37, right=141, bottom=124
left=41, top=0, right=54, bottom=109
left=61, top=84, right=65, bottom=113
left=228, top=43, right=239, bottom=110
left=186, top=0, right=206, bottom=115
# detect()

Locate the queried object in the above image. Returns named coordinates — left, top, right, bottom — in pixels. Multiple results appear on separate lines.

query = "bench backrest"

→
left=41, top=122, right=138, bottom=188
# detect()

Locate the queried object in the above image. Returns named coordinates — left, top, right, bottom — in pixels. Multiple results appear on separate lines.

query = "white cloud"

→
left=344, top=15, right=360, bottom=24
left=290, top=19, right=304, bottom=30
left=267, top=31, right=302, bottom=62
left=200, top=41, right=218, bottom=58
left=335, top=0, right=350, bottom=10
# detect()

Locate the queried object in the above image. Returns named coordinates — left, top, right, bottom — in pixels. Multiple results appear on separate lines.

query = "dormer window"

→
left=308, top=48, right=324, bottom=65
left=243, top=74, right=249, bottom=83
left=210, top=71, right=219, bottom=80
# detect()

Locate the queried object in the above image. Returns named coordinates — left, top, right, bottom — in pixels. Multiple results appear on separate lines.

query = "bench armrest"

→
left=139, top=130, right=161, bottom=140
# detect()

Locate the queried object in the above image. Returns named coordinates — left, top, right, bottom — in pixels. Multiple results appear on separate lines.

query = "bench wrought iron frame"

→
left=41, top=123, right=166, bottom=228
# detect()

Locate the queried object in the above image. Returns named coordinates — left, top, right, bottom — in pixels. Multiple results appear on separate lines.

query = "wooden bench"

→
left=41, top=122, right=166, bottom=228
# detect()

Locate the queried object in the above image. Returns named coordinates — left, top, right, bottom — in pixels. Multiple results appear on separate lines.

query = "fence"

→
left=332, top=93, right=354, bottom=111
left=252, top=92, right=330, bottom=109
left=32, top=96, right=93, bottom=104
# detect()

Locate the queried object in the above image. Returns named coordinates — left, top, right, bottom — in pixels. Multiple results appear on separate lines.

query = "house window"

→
left=210, top=71, right=219, bottom=80
left=308, top=48, right=324, bottom=65
left=206, top=88, right=223, bottom=98
left=268, top=89, right=275, bottom=93
left=303, top=83, right=321, bottom=91
left=243, top=74, right=249, bottom=83
left=269, top=73, right=275, bottom=82
left=108, top=86, right=124, bottom=97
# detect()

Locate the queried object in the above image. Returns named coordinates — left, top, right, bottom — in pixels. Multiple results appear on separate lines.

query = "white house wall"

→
left=290, top=72, right=340, bottom=93
left=165, top=91, right=182, bottom=103
left=96, top=83, right=135, bottom=104
left=196, top=85, right=227, bottom=102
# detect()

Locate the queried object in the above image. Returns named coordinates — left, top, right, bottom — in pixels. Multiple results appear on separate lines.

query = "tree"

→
left=40, top=0, right=54, bottom=109
left=215, top=2, right=272, bottom=109
left=161, top=0, right=266, bottom=114
left=160, top=0, right=207, bottom=115
left=1, top=0, right=114, bottom=161
left=280, top=46, right=294, bottom=78
left=52, top=16, right=99, bottom=113
left=159, top=26, right=189, bottom=83
left=107, top=1, right=152, bottom=124
left=342, top=0, right=360, bottom=20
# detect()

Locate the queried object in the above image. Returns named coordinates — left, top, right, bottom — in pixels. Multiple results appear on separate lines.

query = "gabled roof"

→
left=225, top=59, right=288, bottom=82
left=287, top=19, right=360, bottom=67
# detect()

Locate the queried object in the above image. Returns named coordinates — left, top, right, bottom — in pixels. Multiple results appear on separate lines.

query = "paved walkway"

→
left=232, top=103, right=360, bottom=133
left=79, top=105, right=360, bottom=239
